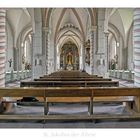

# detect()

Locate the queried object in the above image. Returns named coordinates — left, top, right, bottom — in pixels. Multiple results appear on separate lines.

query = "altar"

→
left=60, top=41, right=79, bottom=70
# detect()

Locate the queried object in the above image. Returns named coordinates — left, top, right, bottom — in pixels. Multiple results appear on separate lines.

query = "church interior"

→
left=1, top=8, right=140, bottom=128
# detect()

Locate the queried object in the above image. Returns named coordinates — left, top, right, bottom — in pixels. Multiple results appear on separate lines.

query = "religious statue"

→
left=110, top=59, right=115, bottom=70
left=8, top=58, right=12, bottom=67
left=67, top=52, right=73, bottom=65
left=66, top=52, right=73, bottom=70
left=25, top=62, right=31, bottom=70
left=85, top=52, right=90, bottom=65
left=114, top=54, right=118, bottom=64
left=22, top=55, right=25, bottom=64
left=85, top=39, right=90, bottom=65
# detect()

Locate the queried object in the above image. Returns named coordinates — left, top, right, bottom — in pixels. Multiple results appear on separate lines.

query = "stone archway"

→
left=60, top=41, right=79, bottom=70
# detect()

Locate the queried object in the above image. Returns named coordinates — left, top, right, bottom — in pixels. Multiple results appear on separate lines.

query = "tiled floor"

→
left=0, top=103, right=134, bottom=128
left=6, top=78, right=31, bottom=87
left=111, top=77, right=135, bottom=87
left=2, top=78, right=139, bottom=128
left=6, top=81, right=20, bottom=87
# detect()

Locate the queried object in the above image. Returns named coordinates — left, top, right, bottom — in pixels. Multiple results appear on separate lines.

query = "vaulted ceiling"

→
left=6, top=8, right=134, bottom=49
left=45, top=8, right=96, bottom=45
left=106, top=8, right=133, bottom=39
left=6, top=8, right=32, bottom=43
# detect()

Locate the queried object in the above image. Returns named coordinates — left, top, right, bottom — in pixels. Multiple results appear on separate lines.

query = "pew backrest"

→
left=20, top=80, right=119, bottom=87
left=34, top=78, right=111, bottom=81
left=0, top=87, right=139, bottom=98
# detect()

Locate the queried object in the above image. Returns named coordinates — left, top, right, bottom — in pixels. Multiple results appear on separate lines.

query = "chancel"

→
left=1, top=8, right=140, bottom=128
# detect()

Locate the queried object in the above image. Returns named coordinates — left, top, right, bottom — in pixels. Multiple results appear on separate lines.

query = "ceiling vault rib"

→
left=71, top=8, right=85, bottom=39
left=54, top=8, right=67, bottom=44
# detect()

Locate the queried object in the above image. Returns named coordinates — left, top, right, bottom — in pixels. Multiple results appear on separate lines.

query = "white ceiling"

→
left=6, top=8, right=31, bottom=43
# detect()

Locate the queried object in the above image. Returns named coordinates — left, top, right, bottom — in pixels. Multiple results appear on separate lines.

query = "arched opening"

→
left=45, top=8, right=95, bottom=73
left=108, top=33, right=119, bottom=70
left=21, top=33, right=32, bottom=70
left=60, top=41, right=79, bottom=70
left=108, top=23, right=124, bottom=70
left=17, top=27, right=33, bottom=71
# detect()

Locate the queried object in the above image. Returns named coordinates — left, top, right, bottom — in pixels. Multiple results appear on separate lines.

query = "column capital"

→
left=104, top=31, right=109, bottom=37
left=89, top=26, right=97, bottom=32
left=30, top=32, right=34, bottom=36
left=42, top=27, right=50, bottom=34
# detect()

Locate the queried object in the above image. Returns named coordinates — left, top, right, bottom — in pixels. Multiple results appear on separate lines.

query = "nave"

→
left=0, top=71, right=138, bottom=128
left=1, top=8, right=140, bottom=128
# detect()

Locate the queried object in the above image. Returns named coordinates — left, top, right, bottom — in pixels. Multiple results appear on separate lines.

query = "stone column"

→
left=46, top=29, right=49, bottom=74
left=90, top=26, right=97, bottom=75
left=0, top=9, right=6, bottom=87
left=104, top=31, right=109, bottom=72
left=82, top=43, right=85, bottom=70
left=93, top=26, right=97, bottom=71
left=42, top=27, right=49, bottom=75
left=133, top=8, right=140, bottom=87
left=132, top=8, right=140, bottom=112
left=54, top=44, right=57, bottom=72
left=31, top=13, right=43, bottom=79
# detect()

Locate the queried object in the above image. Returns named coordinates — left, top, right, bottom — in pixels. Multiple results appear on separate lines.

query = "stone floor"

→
left=0, top=103, right=137, bottom=128
left=1, top=78, right=140, bottom=128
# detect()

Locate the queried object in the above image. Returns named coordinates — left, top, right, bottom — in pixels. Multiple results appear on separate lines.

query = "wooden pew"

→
left=41, top=75, right=103, bottom=78
left=20, top=80, right=119, bottom=109
left=47, top=70, right=90, bottom=77
left=42, top=70, right=103, bottom=78
left=34, top=77, right=111, bottom=81
left=20, top=80, right=119, bottom=87
left=0, top=87, right=139, bottom=121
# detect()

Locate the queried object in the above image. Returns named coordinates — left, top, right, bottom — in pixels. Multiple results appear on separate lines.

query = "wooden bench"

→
left=0, top=87, right=139, bottom=121
left=42, top=70, right=103, bottom=78
left=46, top=70, right=91, bottom=77
left=41, top=75, right=103, bottom=78
left=34, top=77, right=111, bottom=81
left=20, top=81, right=119, bottom=87
left=20, top=80, right=120, bottom=109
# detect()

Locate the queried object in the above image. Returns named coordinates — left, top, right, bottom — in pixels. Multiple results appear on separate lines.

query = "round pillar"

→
left=42, top=27, right=49, bottom=75
left=0, top=9, right=6, bottom=87
left=133, top=8, right=140, bottom=87
left=90, top=26, right=97, bottom=75
left=104, top=31, right=109, bottom=72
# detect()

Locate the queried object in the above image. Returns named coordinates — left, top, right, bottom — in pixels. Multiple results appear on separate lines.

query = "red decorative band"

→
left=134, top=41, right=140, bottom=44
left=134, top=29, right=140, bottom=32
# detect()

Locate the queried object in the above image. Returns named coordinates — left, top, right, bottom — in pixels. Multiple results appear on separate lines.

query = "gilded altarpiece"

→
left=60, top=42, right=79, bottom=70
